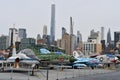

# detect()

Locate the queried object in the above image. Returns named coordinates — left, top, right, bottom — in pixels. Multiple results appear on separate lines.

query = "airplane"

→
left=94, top=54, right=120, bottom=68
left=73, top=57, right=99, bottom=69
left=7, top=51, right=40, bottom=64
left=6, top=28, right=40, bottom=69
left=96, top=54, right=118, bottom=63
left=72, top=50, right=100, bottom=69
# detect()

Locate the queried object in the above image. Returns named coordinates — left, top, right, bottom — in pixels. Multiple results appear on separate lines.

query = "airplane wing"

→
left=6, top=53, right=39, bottom=64
left=20, top=59, right=39, bottom=64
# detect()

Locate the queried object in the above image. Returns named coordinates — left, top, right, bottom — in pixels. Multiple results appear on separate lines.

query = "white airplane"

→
left=6, top=28, right=40, bottom=69
left=7, top=51, right=40, bottom=64
left=96, top=54, right=118, bottom=63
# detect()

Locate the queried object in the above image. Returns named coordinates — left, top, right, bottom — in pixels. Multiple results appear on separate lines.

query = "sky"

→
left=0, top=0, right=120, bottom=41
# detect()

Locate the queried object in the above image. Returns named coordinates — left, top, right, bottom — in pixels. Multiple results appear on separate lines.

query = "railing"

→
left=0, top=62, right=120, bottom=80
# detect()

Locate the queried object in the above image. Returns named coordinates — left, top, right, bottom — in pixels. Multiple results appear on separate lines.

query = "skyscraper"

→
left=114, top=31, right=120, bottom=47
left=101, top=27, right=106, bottom=52
left=70, top=17, right=73, bottom=35
left=77, top=31, right=82, bottom=44
left=69, top=17, right=76, bottom=54
left=43, top=25, right=47, bottom=36
left=9, top=28, right=18, bottom=46
left=37, top=34, right=41, bottom=40
left=50, top=4, right=55, bottom=45
left=19, top=28, right=27, bottom=40
left=107, top=28, right=111, bottom=43
left=76, top=31, right=83, bottom=50
left=62, top=27, right=66, bottom=37
left=8, top=27, right=18, bottom=56
left=101, top=27, right=104, bottom=40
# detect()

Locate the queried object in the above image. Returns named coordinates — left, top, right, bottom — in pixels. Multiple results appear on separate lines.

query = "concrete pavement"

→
left=0, top=68, right=116, bottom=80
left=60, top=70, right=120, bottom=80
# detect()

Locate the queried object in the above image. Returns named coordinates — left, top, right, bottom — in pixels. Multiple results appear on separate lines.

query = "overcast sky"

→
left=0, top=0, right=120, bottom=41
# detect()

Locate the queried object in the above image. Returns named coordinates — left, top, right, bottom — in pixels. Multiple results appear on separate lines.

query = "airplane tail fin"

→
left=12, top=28, right=17, bottom=56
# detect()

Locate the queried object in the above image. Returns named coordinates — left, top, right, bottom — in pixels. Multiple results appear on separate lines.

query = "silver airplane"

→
left=6, top=28, right=40, bottom=69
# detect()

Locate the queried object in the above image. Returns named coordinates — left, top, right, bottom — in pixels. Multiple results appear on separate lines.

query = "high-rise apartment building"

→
left=0, top=35, right=9, bottom=50
left=114, top=31, right=120, bottom=47
left=77, top=31, right=82, bottom=43
left=101, top=27, right=104, bottom=40
left=100, top=27, right=106, bottom=51
left=77, top=31, right=83, bottom=49
left=8, top=28, right=18, bottom=46
left=37, top=34, right=41, bottom=40
left=8, top=27, right=19, bottom=56
left=69, top=17, right=75, bottom=54
left=107, top=28, right=111, bottom=43
left=50, top=4, right=55, bottom=45
left=19, top=28, right=27, bottom=40
left=61, top=33, right=71, bottom=54
left=62, top=27, right=66, bottom=37
left=71, top=35, right=77, bottom=52
left=43, top=25, right=47, bottom=36
left=70, top=17, right=73, bottom=35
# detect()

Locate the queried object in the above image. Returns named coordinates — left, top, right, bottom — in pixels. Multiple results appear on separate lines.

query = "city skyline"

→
left=0, top=0, right=120, bottom=41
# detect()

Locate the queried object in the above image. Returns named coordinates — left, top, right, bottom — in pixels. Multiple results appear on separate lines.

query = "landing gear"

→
left=91, top=66, right=94, bottom=69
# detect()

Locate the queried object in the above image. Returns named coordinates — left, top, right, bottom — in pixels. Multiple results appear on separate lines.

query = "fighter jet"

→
left=6, top=28, right=40, bottom=69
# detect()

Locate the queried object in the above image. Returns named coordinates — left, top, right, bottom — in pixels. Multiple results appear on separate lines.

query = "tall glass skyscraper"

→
left=107, top=28, right=111, bottom=43
left=77, top=31, right=82, bottom=43
left=50, top=4, right=55, bottom=45
left=114, top=31, right=120, bottom=47
left=19, top=28, right=27, bottom=40
left=101, top=27, right=105, bottom=50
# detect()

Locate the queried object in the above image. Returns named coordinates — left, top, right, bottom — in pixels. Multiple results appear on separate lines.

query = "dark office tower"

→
left=62, top=27, right=66, bottom=37
left=101, top=40, right=106, bottom=52
left=101, top=27, right=106, bottom=51
left=19, top=28, right=27, bottom=40
left=107, top=28, right=111, bottom=43
left=70, top=17, right=73, bottom=35
left=101, top=27, right=104, bottom=40
left=101, top=27, right=106, bottom=52
left=77, top=31, right=82, bottom=44
left=114, top=31, right=120, bottom=47
left=43, top=25, right=47, bottom=36
left=50, top=4, right=55, bottom=45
